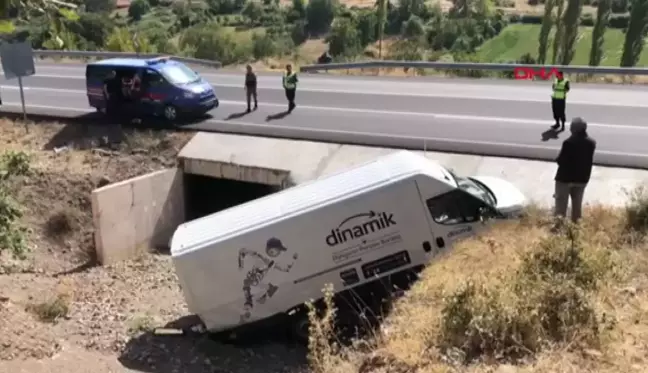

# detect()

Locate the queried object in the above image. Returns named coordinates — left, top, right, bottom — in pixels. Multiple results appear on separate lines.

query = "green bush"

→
left=0, top=151, right=31, bottom=260
left=438, top=230, right=610, bottom=362
left=623, top=186, right=648, bottom=235
left=580, top=13, right=595, bottom=26
left=495, top=0, right=516, bottom=7
left=608, top=14, right=629, bottom=28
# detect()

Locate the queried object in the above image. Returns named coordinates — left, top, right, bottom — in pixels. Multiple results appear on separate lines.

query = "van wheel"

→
left=163, top=105, right=178, bottom=121
left=290, top=314, right=310, bottom=345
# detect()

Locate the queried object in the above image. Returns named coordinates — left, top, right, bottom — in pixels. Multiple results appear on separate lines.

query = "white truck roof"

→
left=171, top=150, right=456, bottom=257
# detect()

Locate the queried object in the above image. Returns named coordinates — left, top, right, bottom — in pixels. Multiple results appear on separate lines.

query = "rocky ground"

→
left=0, top=118, right=307, bottom=373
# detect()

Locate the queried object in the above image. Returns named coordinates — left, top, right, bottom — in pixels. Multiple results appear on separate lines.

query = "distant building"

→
left=116, top=0, right=131, bottom=9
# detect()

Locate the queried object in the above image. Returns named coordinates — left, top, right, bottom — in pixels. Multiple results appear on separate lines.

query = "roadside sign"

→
left=0, top=41, right=36, bottom=80
left=0, top=42, right=36, bottom=121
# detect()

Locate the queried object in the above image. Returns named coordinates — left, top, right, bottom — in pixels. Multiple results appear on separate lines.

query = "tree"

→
left=0, top=0, right=78, bottom=38
left=291, top=0, right=306, bottom=18
left=128, top=0, right=151, bottom=21
left=401, top=15, right=424, bottom=41
left=105, top=26, right=153, bottom=53
left=620, top=0, right=648, bottom=67
left=560, top=0, right=584, bottom=65
left=326, top=17, right=361, bottom=57
left=356, top=9, right=377, bottom=47
left=179, top=22, right=251, bottom=64
left=398, top=0, right=425, bottom=20
left=70, top=12, right=114, bottom=49
left=84, top=0, right=116, bottom=13
left=242, top=0, right=263, bottom=24
left=538, top=0, right=555, bottom=64
left=375, top=0, right=388, bottom=58
left=551, top=0, right=566, bottom=64
left=306, top=0, right=336, bottom=35
left=589, top=0, right=611, bottom=66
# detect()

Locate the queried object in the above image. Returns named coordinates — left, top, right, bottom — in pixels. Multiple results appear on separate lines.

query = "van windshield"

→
left=160, top=64, right=200, bottom=85
left=447, top=169, right=496, bottom=206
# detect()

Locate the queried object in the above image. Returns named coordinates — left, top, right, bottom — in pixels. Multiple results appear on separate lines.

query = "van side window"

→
left=426, top=190, right=484, bottom=225
left=144, top=69, right=165, bottom=87
left=86, top=65, right=111, bottom=80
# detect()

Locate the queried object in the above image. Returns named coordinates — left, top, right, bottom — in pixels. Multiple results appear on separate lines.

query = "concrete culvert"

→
left=183, top=174, right=282, bottom=221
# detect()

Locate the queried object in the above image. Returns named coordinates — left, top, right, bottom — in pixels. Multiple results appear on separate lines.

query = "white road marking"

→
left=202, top=118, right=648, bottom=160
left=1, top=101, right=646, bottom=161
left=1, top=98, right=647, bottom=134
left=5, top=71, right=648, bottom=108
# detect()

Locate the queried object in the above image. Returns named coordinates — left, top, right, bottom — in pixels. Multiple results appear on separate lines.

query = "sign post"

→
left=17, top=76, right=26, bottom=121
left=0, top=42, right=36, bottom=123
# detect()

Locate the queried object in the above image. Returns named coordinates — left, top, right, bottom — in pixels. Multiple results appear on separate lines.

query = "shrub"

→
left=45, top=210, right=77, bottom=239
left=581, top=12, right=595, bottom=26
left=623, top=186, right=648, bottom=235
left=28, top=295, right=70, bottom=323
left=437, top=229, right=610, bottom=362
left=0, top=151, right=30, bottom=259
left=608, top=14, right=630, bottom=28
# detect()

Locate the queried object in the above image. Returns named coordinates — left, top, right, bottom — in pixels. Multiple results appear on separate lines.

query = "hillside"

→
left=7, top=0, right=642, bottom=77
left=308, top=201, right=648, bottom=373
left=477, top=24, right=648, bottom=66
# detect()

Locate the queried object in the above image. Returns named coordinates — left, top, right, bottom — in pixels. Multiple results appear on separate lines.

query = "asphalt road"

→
left=2, top=62, right=648, bottom=168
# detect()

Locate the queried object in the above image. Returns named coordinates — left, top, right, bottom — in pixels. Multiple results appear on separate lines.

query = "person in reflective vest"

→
left=550, top=71, right=570, bottom=131
left=283, top=64, right=298, bottom=112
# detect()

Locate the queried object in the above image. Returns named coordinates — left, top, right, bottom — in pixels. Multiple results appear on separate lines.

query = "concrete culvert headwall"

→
left=91, top=133, right=298, bottom=265
left=178, top=132, right=294, bottom=221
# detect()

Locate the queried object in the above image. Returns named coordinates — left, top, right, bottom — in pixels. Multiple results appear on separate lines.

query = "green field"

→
left=477, top=24, right=648, bottom=66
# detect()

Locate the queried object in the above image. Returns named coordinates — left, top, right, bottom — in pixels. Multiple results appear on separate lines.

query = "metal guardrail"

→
left=32, top=50, right=222, bottom=68
left=299, top=60, right=648, bottom=75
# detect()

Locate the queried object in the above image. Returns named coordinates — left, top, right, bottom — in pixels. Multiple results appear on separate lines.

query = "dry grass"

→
left=307, top=193, right=648, bottom=373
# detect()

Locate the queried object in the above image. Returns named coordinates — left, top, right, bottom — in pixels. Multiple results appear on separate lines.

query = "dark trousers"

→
left=246, top=86, right=257, bottom=110
left=285, top=88, right=296, bottom=111
left=552, top=98, right=566, bottom=126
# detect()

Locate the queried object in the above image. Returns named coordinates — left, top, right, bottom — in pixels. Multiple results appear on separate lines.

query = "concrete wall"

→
left=182, top=157, right=291, bottom=187
left=91, top=168, right=185, bottom=265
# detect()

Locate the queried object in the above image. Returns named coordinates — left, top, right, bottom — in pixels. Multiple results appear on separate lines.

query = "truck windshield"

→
left=160, top=64, right=200, bottom=85
left=447, top=169, right=496, bottom=206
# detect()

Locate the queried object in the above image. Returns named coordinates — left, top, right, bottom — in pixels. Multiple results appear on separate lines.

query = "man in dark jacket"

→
left=245, top=64, right=258, bottom=112
left=554, top=117, right=596, bottom=223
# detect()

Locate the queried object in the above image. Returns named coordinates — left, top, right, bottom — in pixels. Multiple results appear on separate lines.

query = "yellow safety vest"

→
left=283, top=72, right=297, bottom=90
left=552, top=79, right=568, bottom=99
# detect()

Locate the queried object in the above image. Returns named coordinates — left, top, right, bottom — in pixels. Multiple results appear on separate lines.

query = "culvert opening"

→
left=184, top=173, right=282, bottom=221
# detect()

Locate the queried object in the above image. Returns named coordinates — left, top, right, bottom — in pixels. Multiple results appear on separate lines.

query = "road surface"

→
left=1, top=62, right=648, bottom=168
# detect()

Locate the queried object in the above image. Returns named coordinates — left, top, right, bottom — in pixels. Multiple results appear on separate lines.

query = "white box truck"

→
left=170, top=151, right=527, bottom=341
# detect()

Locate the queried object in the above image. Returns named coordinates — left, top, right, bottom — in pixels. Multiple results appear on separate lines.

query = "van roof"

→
left=89, top=57, right=179, bottom=70
left=170, top=151, right=457, bottom=257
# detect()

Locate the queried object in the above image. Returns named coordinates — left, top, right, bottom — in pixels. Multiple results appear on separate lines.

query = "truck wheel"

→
left=290, top=314, right=310, bottom=345
left=163, top=105, right=178, bottom=121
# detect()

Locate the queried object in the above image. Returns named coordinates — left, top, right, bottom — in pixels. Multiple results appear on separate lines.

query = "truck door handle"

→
left=436, top=237, right=445, bottom=248
left=422, top=241, right=432, bottom=253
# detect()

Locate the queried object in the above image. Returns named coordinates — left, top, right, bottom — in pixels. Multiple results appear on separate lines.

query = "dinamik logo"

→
left=326, top=211, right=397, bottom=247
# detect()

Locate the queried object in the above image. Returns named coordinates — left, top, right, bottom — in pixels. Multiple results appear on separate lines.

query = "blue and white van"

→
left=85, top=57, right=219, bottom=121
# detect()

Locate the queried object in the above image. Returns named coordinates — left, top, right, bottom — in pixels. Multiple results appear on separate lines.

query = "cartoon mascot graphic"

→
left=238, top=237, right=298, bottom=323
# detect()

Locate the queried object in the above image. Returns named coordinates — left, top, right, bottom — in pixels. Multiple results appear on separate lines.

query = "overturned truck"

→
left=170, top=150, right=527, bottom=342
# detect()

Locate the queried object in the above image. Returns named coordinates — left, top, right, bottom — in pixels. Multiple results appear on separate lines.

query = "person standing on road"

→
left=283, top=64, right=298, bottom=112
left=551, top=71, right=570, bottom=131
left=245, top=64, right=258, bottom=113
left=102, top=70, right=121, bottom=117
left=553, top=117, right=596, bottom=225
